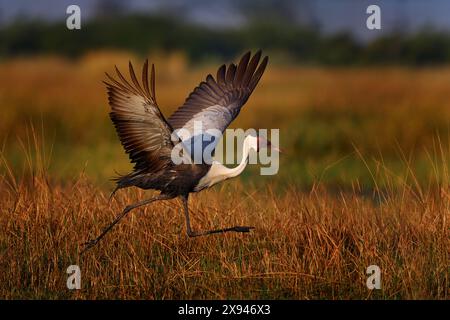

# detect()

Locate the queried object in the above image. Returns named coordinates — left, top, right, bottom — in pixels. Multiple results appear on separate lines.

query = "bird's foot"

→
left=188, top=226, right=255, bottom=237
left=231, top=226, right=255, bottom=233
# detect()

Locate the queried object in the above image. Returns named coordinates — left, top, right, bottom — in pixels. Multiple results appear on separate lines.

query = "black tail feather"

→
left=108, top=170, right=134, bottom=202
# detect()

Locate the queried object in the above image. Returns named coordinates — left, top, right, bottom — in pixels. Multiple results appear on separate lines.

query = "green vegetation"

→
left=1, top=15, right=450, bottom=65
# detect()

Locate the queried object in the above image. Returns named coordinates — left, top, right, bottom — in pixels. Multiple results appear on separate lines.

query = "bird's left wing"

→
left=104, top=60, right=177, bottom=173
left=167, top=51, right=268, bottom=162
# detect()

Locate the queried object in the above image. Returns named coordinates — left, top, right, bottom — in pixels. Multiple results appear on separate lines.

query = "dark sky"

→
left=1, top=0, right=449, bottom=41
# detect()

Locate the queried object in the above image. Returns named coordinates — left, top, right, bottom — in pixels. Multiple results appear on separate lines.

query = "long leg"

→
left=82, top=194, right=172, bottom=253
left=181, top=195, right=254, bottom=237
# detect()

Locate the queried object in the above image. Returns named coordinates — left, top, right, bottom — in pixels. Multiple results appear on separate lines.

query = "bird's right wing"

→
left=104, top=60, right=177, bottom=173
left=167, top=50, right=268, bottom=161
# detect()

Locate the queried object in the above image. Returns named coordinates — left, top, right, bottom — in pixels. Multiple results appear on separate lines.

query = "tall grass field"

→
left=0, top=52, right=448, bottom=299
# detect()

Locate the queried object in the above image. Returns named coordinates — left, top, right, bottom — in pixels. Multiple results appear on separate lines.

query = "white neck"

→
left=194, top=135, right=256, bottom=191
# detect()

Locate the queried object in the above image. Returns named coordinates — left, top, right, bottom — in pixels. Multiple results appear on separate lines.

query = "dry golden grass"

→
left=0, top=132, right=448, bottom=299
left=0, top=173, right=448, bottom=299
left=3, top=51, right=450, bottom=129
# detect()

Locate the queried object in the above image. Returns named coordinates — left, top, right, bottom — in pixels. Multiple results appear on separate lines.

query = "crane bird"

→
left=83, top=50, right=277, bottom=251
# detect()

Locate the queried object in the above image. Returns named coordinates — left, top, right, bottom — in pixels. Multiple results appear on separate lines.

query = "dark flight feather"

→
left=105, top=61, right=175, bottom=173
left=167, top=50, right=269, bottom=134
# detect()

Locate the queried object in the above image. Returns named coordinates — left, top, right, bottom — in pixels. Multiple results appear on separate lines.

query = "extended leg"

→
left=181, top=195, right=254, bottom=237
left=82, top=194, right=172, bottom=253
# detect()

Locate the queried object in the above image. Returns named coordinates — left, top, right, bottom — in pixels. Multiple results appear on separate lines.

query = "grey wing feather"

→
left=167, top=50, right=269, bottom=134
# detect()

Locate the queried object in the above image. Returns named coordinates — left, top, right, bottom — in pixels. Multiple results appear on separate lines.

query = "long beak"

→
left=272, top=145, right=283, bottom=153
left=261, top=137, right=283, bottom=153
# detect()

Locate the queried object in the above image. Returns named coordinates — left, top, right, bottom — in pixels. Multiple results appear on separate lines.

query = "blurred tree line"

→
left=0, top=13, right=449, bottom=65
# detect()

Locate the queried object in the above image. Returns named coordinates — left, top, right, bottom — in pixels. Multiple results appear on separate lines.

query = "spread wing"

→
left=167, top=50, right=268, bottom=161
left=104, top=60, right=176, bottom=172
